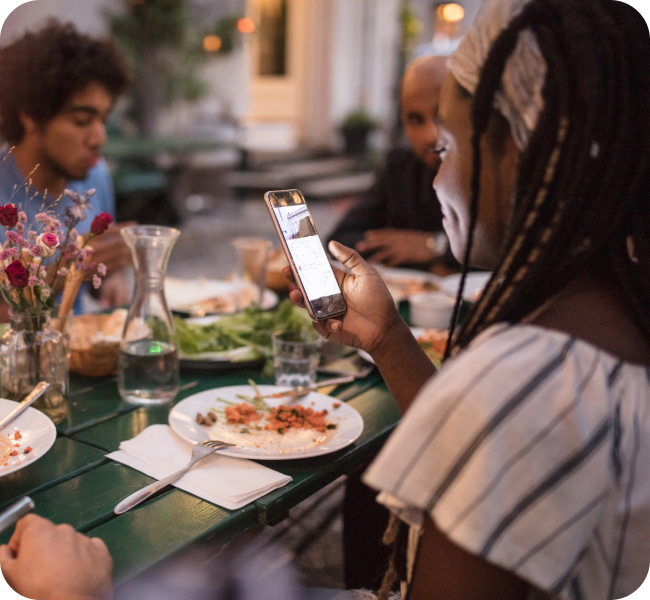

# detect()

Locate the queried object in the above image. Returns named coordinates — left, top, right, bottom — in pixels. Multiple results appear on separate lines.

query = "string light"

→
left=237, top=18, right=256, bottom=33
left=437, top=3, right=465, bottom=23
left=203, top=35, right=223, bottom=52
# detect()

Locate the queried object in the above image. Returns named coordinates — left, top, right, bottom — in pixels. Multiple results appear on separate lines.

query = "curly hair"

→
left=0, top=20, right=131, bottom=144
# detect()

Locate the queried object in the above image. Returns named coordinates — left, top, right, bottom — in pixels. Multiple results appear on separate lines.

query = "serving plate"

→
left=166, top=278, right=278, bottom=315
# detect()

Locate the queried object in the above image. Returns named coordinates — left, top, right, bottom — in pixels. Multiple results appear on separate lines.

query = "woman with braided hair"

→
left=285, top=0, right=650, bottom=598
left=1, top=2, right=647, bottom=598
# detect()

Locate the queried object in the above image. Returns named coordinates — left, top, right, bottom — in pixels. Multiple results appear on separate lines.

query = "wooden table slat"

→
left=62, top=370, right=276, bottom=438
left=84, top=490, right=258, bottom=583
left=69, top=373, right=385, bottom=452
left=0, top=437, right=107, bottom=511
left=252, top=384, right=401, bottom=524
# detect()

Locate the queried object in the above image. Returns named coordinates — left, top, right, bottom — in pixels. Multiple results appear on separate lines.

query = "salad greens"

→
left=174, top=299, right=314, bottom=362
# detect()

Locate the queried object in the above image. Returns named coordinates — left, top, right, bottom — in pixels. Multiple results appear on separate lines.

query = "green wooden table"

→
left=0, top=366, right=401, bottom=585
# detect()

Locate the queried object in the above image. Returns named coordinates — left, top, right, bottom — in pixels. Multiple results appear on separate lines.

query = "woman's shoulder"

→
left=416, top=322, right=649, bottom=433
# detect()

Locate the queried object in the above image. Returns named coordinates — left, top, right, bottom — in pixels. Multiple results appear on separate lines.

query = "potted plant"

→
left=341, top=109, right=378, bottom=155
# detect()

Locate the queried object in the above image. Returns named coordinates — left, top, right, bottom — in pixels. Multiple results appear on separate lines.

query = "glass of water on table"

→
left=272, top=330, right=322, bottom=388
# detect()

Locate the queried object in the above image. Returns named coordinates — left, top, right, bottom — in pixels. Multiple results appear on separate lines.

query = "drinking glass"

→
left=231, top=237, right=272, bottom=309
left=118, top=225, right=180, bottom=405
left=272, top=330, right=322, bottom=388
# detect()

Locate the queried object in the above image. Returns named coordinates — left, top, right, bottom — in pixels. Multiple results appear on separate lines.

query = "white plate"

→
left=373, top=266, right=443, bottom=303
left=440, top=272, right=492, bottom=302
left=357, top=327, right=445, bottom=366
left=169, top=385, right=364, bottom=460
left=165, top=278, right=278, bottom=315
left=0, top=400, right=56, bottom=477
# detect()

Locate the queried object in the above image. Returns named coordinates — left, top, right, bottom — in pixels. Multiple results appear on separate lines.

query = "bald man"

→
left=329, top=56, right=452, bottom=271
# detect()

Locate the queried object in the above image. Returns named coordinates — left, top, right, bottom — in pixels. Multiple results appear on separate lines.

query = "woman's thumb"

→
left=328, top=241, right=374, bottom=276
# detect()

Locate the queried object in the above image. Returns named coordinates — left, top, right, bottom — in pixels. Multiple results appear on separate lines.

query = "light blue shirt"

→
left=0, top=146, right=116, bottom=234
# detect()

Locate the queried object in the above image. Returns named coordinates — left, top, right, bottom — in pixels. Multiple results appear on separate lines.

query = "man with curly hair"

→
left=0, top=20, right=133, bottom=311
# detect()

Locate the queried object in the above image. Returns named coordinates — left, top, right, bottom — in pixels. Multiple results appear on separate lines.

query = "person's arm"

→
left=409, top=517, right=534, bottom=600
left=285, top=241, right=435, bottom=413
left=328, top=172, right=390, bottom=253
left=0, top=514, right=112, bottom=600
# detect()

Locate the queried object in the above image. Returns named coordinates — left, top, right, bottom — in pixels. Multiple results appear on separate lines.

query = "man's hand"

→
left=0, top=514, right=113, bottom=600
left=355, top=229, right=436, bottom=267
left=85, top=222, right=135, bottom=274
left=97, top=270, right=130, bottom=309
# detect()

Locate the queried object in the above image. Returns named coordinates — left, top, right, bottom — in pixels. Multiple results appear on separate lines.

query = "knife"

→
left=257, top=376, right=355, bottom=400
left=0, top=382, right=50, bottom=431
left=0, top=497, right=35, bottom=535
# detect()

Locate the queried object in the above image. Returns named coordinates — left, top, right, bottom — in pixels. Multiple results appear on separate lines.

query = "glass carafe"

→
left=118, top=225, right=180, bottom=405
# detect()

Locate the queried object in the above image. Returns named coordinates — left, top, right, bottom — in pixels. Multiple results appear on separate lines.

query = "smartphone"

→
left=264, top=189, right=347, bottom=321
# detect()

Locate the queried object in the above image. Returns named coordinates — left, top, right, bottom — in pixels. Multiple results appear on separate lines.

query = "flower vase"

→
left=0, top=310, right=68, bottom=424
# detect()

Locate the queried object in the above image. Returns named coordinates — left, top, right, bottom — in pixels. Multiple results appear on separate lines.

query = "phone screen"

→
left=266, top=190, right=346, bottom=319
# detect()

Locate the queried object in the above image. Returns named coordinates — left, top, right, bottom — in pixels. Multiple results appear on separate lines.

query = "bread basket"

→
left=69, top=314, right=122, bottom=377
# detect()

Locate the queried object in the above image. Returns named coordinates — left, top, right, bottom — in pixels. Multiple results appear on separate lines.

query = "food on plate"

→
left=193, top=382, right=341, bottom=452
left=201, top=400, right=336, bottom=435
left=1, top=430, right=25, bottom=466
left=378, top=273, right=440, bottom=301
left=266, top=404, right=334, bottom=433
left=175, top=299, right=313, bottom=361
left=416, top=328, right=448, bottom=367
left=167, top=277, right=265, bottom=315
left=0, top=434, right=12, bottom=464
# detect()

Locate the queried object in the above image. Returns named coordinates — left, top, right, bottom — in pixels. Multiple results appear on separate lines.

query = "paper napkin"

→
left=107, top=425, right=291, bottom=510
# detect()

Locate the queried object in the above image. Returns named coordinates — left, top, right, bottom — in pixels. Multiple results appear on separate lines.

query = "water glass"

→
left=272, top=330, right=322, bottom=388
left=231, top=237, right=273, bottom=309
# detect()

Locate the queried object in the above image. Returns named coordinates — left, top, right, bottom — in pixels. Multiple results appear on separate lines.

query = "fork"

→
left=317, top=363, right=374, bottom=379
left=114, top=440, right=235, bottom=515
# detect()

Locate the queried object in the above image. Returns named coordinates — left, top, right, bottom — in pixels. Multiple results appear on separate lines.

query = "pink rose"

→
left=5, top=260, right=29, bottom=287
left=90, top=212, right=113, bottom=235
left=36, top=233, right=59, bottom=258
left=41, top=233, right=59, bottom=248
left=0, top=204, right=19, bottom=229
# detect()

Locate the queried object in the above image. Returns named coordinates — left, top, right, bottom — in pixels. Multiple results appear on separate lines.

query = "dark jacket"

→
left=328, top=147, right=445, bottom=270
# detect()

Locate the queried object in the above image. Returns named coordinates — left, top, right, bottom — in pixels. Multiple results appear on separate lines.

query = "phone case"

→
left=263, top=190, right=347, bottom=321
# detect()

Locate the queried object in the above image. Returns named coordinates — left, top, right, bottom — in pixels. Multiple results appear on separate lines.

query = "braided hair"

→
left=445, top=0, right=650, bottom=357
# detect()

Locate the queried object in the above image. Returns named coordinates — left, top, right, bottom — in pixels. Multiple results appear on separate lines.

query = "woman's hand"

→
left=285, top=241, right=401, bottom=355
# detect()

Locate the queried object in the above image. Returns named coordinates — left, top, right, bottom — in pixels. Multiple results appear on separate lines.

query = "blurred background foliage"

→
left=107, top=0, right=242, bottom=135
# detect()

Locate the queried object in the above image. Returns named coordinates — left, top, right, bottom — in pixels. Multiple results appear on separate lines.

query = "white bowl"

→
left=409, top=292, right=456, bottom=328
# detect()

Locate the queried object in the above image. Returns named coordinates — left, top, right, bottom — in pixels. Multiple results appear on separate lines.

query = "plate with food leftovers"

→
left=169, top=383, right=364, bottom=460
left=358, top=327, right=448, bottom=369
left=439, top=272, right=492, bottom=303
left=175, top=299, right=314, bottom=371
left=373, top=266, right=443, bottom=303
left=0, top=399, right=56, bottom=477
left=165, top=277, right=278, bottom=316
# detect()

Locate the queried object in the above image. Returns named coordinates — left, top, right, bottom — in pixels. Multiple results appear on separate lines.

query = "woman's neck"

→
left=529, top=268, right=650, bottom=365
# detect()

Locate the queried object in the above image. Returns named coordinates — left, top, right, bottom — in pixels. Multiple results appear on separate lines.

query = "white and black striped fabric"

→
left=364, top=323, right=650, bottom=600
